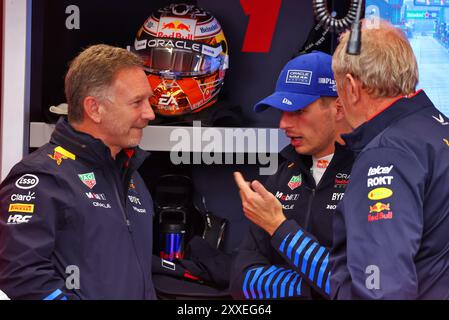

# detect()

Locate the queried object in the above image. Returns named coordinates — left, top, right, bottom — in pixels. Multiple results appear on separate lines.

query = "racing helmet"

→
left=132, top=3, right=229, bottom=117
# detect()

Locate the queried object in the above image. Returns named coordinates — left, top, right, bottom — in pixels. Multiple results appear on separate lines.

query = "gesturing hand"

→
left=233, top=171, right=286, bottom=236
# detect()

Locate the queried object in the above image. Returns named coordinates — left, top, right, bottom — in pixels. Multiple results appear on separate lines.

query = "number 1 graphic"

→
left=240, top=0, right=282, bottom=53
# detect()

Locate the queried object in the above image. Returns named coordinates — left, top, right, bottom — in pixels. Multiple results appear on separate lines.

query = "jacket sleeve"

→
left=331, top=147, right=424, bottom=299
left=270, top=219, right=331, bottom=298
left=229, top=223, right=309, bottom=299
left=0, top=166, right=79, bottom=300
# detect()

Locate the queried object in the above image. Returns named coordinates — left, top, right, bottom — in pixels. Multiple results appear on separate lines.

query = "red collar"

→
left=123, top=148, right=135, bottom=168
left=368, top=89, right=423, bottom=121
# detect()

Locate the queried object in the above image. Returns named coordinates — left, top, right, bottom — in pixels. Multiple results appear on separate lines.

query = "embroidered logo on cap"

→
left=286, top=70, right=312, bottom=85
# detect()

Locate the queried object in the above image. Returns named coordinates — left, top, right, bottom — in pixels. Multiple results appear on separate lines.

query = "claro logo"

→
left=15, top=174, right=40, bottom=190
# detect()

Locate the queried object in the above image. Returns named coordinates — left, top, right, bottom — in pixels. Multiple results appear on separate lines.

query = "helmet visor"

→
left=142, top=47, right=224, bottom=76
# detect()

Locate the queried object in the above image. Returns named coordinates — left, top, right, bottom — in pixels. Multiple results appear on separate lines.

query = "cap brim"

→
left=254, top=92, right=321, bottom=113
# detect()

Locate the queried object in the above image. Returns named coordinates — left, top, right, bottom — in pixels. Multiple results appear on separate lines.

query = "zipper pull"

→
left=126, top=219, right=132, bottom=233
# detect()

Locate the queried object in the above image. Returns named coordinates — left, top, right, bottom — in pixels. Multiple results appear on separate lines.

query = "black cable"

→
left=346, top=0, right=364, bottom=55
left=313, top=0, right=360, bottom=33
left=298, top=0, right=362, bottom=55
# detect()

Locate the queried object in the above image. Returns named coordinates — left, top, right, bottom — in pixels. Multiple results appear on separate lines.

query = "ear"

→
left=334, top=98, right=345, bottom=121
left=83, top=96, right=103, bottom=124
left=346, top=74, right=362, bottom=106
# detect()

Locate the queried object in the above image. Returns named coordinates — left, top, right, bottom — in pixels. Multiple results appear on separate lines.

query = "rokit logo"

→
left=367, top=176, right=393, bottom=188
left=15, top=174, right=39, bottom=190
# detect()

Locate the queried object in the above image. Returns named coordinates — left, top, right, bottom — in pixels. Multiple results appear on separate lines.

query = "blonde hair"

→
left=332, top=19, right=418, bottom=98
left=65, top=44, right=143, bottom=123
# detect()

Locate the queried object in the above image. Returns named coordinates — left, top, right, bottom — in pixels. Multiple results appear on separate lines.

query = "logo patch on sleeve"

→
left=368, top=187, right=393, bottom=200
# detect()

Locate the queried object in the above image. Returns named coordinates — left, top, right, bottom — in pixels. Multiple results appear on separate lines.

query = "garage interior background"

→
left=25, top=0, right=354, bottom=254
left=9, top=0, right=449, bottom=255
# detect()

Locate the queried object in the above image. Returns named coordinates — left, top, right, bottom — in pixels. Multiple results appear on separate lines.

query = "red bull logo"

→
left=48, top=151, right=65, bottom=166
left=317, top=160, right=329, bottom=169
left=369, top=202, right=391, bottom=214
left=368, top=202, right=393, bottom=222
left=368, top=211, right=393, bottom=222
left=48, top=146, right=76, bottom=166
left=162, top=21, right=191, bottom=32
left=158, top=18, right=195, bottom=40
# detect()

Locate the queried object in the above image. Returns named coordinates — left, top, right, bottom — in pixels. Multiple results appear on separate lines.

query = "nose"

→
left=142, top=99, right=155, bottom=121
left=279, top=111, right=293, bottom=130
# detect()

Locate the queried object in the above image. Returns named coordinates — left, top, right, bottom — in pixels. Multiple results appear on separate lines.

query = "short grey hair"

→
left=332, top=19, right=418, bottom=98
left=65, top=44, right=144, bottom=123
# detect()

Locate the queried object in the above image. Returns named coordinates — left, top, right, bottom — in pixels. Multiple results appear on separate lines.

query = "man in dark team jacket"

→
left=0, top=44, right=157, bottom=299
left=330, top=20, right=449, bottom=299
left=230, top=52, right=353, bottom=299
left=234, top=21, right=449, bottom=300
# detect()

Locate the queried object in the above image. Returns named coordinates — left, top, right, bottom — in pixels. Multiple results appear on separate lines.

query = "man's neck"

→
left=313, top=144, right=336, bottom=159
left=365, top=94, right=404, bottom=122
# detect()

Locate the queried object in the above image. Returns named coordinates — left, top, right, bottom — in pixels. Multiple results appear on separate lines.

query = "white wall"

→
left=1, top=0, right=29, bottom=181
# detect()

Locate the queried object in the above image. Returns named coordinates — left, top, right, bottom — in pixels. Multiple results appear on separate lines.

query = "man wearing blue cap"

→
left=230, top=51, right=353, bottom=299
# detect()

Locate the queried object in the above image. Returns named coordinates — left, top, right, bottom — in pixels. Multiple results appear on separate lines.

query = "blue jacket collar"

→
left=50, top=117, right=149, bottom=170
left=342, top=90, right=434, bottom=154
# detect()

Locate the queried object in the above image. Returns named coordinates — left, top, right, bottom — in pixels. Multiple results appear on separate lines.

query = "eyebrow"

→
left=129, top=93, right=152, bottom=102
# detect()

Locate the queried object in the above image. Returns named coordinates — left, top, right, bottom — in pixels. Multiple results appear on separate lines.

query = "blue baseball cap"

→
left=254, top=51, right=337, bottom=113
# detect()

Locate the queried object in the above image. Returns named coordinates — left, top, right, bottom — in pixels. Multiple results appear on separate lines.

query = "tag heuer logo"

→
left=288, top=175, right=302, bottom=190
left=78, top=172, right=96, bottom=189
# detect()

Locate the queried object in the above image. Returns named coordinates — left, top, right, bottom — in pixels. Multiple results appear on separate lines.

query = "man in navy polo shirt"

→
left=230, top=51, right=353, bottom=299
